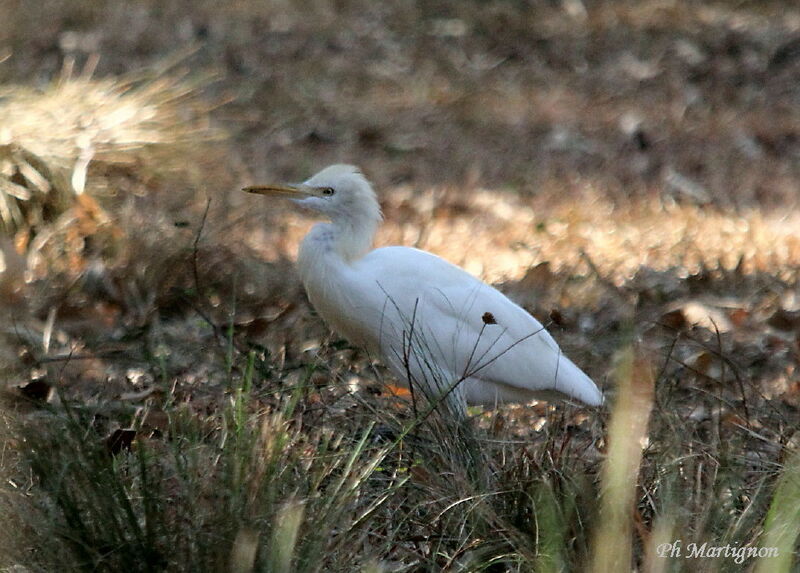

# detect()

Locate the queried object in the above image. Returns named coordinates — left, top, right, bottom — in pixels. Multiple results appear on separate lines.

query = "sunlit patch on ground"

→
left=254, top=183, right=800, bottom=287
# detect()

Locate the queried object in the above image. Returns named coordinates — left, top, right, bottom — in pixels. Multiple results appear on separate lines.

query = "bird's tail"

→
left=556, top=354, right=604, bottom=406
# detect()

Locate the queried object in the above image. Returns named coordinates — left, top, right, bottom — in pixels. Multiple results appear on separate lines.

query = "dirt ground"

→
left=2, top=0, right=797, bottom=407
left=1, top=1, right=799, bottom=570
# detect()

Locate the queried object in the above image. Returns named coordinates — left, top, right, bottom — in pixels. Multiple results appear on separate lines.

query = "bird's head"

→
left=244, top=164, right=382, bottom=227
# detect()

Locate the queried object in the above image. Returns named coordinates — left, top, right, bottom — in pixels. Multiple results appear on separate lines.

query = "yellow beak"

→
left=242, top=183, right=314, bottom=197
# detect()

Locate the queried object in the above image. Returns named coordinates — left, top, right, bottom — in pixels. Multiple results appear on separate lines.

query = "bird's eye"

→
left=321, top=187, right=335, bottom=196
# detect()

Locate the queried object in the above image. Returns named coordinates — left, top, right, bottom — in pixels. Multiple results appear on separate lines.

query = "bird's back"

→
left=303, top=245, right=603, bottom=406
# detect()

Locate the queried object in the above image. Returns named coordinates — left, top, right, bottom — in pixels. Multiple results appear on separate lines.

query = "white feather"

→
left=282, top=164, right=604, bottom=407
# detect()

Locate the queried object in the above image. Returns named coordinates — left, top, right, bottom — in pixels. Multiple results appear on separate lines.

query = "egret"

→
left=245, top=165, right=603, bottom=409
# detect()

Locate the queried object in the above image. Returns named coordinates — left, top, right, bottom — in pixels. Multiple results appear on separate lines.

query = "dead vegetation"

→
left=1, top=1, right=799, bottom=571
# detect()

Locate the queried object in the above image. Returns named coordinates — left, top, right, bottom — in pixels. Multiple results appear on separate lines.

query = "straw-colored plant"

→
left=0, top=52, right=223, bottom=276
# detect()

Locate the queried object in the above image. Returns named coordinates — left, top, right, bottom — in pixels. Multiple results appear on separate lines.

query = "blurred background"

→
left=1, top=0, right=798, bottom=392
left=1, top=1, right=800, bottom=570
left=4, top=0, right=800, bottom=198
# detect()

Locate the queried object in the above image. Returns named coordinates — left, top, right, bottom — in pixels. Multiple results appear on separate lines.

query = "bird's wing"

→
left=354, top=247, right=602, bottom=405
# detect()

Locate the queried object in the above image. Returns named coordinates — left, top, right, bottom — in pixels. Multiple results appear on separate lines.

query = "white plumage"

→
left=245, top=165, right=603, bottom=408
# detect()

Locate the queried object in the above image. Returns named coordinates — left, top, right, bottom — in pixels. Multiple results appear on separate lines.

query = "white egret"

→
left=245, top=165, right=603, bottom=409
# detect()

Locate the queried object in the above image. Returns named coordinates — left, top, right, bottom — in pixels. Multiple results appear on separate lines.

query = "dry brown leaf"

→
left=660, top=300, right=732, bottom=332
left=767, top=308, right=800, bottom=332
left=17, top=379, right=52, bottom=402
left=729, top=307, right=750, bottom=328
left=142, top=409, right=170, bottom=435
left=105, top=428, right=136, bottom=455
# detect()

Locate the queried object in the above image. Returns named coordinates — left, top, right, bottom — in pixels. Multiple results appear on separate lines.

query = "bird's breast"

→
left=298, top=252, right=380, bottom=352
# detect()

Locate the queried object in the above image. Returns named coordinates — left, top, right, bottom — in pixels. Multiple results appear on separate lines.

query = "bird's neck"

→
left=300, top=218, right=377, bottom=265
left=334, top=219, right=377, bottom=261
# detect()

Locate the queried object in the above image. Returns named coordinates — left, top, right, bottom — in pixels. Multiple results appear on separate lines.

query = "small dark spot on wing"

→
left=482, top=311, right=497, bottom=325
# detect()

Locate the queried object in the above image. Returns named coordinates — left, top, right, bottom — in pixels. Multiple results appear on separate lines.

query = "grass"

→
left=4, top=362, right=405, bottom=571
left=756, top=447, right=800, bottom=573
left=1, top=1, right=800, bottom=571
left=3, top=336, right=796, bottom=571
left=591, top=346, right=654, bottom=572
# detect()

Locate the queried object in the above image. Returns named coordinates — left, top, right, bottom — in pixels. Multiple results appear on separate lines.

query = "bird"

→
left=244, top=165, right=603, bottom=410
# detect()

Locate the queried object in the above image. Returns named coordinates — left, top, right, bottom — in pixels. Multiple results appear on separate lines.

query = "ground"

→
left=0, top=2, right=798, bottom=571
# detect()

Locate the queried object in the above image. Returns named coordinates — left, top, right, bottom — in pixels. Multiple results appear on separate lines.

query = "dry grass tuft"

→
left=0, top=53, right=223, bottom=244
left=591, top=346, right=654, bottom=571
